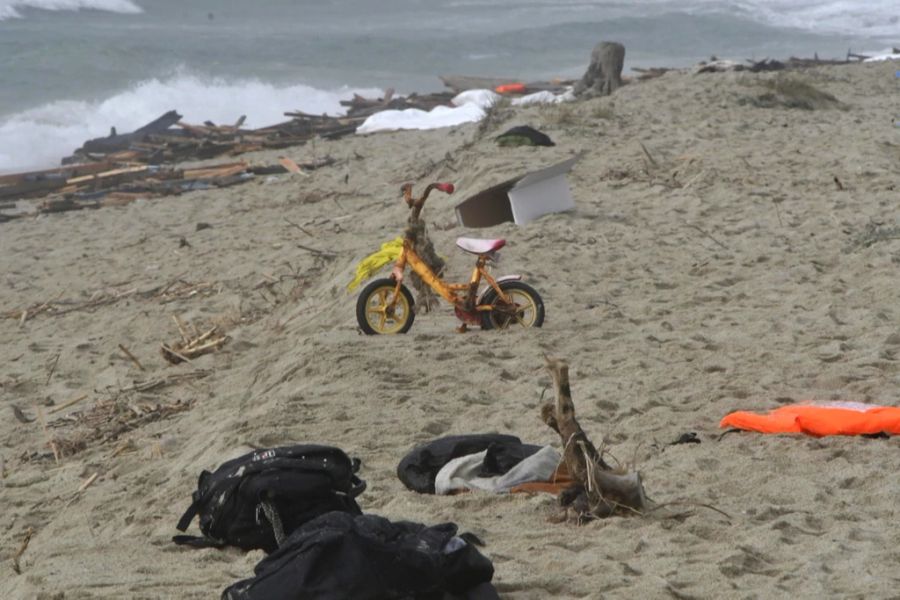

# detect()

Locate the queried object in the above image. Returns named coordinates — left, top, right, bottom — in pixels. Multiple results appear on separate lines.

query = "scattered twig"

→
left=160, top=345, right=193, bottom=365
left=846, top=223, right=900, bottom=251
left=681, top=169, right=706, bottom=190
left=36, top=407, right=60, bottom=463
left=48, top=393, right=88, bottom=415
left=284, top=217, right=314, bottom=237
left=62, top=472, right=101, bottom=509
left=4, top=288, right=134, bottom=322
left=111, top=440, right=137, bottom=458
left=78, top=472, right=99, bottom=493
left=296, top=242, right=336, bottom=258
left=638, top=141, right=658, bottom=168
left=12, top=527, right=34, bottom=575
left=173, top=315, right=190, bottom=345
left=45, top=352, right=61, bottom=385
left=161, top=319, right=229, bottom=365
left=645, top=500, right=733, bottom=523
left=118, top=344, right=145, bottom=371
left=833, top=176, right=844, bottom=191
left=684, top=222, right=730, bottom=251
left=121, top=370, right=211, bottom=393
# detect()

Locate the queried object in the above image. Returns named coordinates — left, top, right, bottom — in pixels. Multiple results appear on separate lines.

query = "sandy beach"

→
left=2, top=60, right=900, bottom=599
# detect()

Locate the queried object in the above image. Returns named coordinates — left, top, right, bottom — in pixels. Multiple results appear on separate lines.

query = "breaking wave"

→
left=0, top=0, right=142, bottom=20
left=446, top=0, right=900, bottom=41
left=0, top=74, right=382, bottom=174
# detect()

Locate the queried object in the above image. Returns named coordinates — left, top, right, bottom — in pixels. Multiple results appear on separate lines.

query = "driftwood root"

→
left=541, top=357, right=649, bottom=522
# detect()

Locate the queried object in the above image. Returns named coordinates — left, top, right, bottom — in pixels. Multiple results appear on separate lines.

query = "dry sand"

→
left=2, top=61, right=900, bottom=599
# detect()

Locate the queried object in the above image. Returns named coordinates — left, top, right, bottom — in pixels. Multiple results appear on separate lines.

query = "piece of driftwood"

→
left=541, top=357, right=649, bottom=521
left=0, top=162, right=114, bottom=187
left=575, top=42, right=625, bottom=97
left=48, top=393, right=88, bottom=415
left=118, top=344, right=145, bottom=371
left=12, top=527, right=34, bottom=575
left=632, top=67, right=672, bottom=81
left=160, top=316, right=228, bottom=365
left=122, top=369, right=210, bottom=393
left=401, top=183, right=446, bottom=312
left=81, top=110, right=184, bottom=155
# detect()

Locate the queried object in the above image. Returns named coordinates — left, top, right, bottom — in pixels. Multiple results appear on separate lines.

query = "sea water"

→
left=0, top=0, right=897, bottom=173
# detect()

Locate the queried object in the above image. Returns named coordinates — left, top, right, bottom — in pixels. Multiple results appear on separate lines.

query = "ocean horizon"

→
left=1, top=0, right=897, bottom=173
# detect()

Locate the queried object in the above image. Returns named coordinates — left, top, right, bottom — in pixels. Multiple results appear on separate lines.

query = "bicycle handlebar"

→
left=402, top=182, right=455, bottom=216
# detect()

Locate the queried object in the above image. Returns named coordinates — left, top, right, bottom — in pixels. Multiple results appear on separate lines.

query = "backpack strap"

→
left=258, top=500, right=286, bottom=547
left=347, top=475, right=367, bottom=499
left=176, top=471, right=212, bottom=532
left=175, top=499, right=201, bottom=532
left=171, top=534, right=226, bottom=549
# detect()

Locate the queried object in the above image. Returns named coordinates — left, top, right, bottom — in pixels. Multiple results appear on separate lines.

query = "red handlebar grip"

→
left=434, top=183, right=455, bottom=194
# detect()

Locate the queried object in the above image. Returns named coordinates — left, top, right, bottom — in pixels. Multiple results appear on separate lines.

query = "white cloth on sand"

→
left=356, top=88, right=573, bottom=134
left=863, top=48, right=900, bottom=62
left=434, top=445, right=561, bottom=495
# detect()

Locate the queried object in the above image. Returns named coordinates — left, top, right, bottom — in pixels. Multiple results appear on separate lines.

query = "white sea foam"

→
left=0, top=75, right=382, bottom=173
left=723, top=0, right=900, bottom=39
left=0, top=0, right=142, bottom=20
left=446, top=0, right=900, bottom=40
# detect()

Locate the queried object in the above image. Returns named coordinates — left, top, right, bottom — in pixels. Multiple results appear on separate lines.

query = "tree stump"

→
left=574, top=42, right=625, bottom=97
left=541, top=357, right=649, bottom=522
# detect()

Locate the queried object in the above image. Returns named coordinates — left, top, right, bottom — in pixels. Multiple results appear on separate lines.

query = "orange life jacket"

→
left=495, top=83, right=526, bottom=94
left=720, top=402, right=900, bottom=437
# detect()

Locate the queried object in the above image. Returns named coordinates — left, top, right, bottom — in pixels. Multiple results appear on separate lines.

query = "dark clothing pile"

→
left=397, top=434, right=543, bottom=494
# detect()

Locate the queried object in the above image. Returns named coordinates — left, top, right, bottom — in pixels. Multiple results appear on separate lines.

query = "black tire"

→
left=356, top=278, right=416, bottom=335
left=479, top=280, right=545, bottom=330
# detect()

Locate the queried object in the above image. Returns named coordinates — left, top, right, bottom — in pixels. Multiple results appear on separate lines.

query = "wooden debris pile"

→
left=0, top=155, right=334, bottom=220
left=17, top=370, right=209, bottom=464
left=61, top=89, right=456, bottom=167
left=636, top=52, right=866, bottom=81
left=696, top=53, right=862, bottom=75
left=41, top=395, right=194, bottom=460
left=0, top=89, right=462, bottom=219
left=3, top=279, right=219, bottom=323
left=160, top=316, right=229, bottom=365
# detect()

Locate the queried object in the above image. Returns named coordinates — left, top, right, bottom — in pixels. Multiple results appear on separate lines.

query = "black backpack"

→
left=222, top=512, right=500, bottom=600
left=173, top=445, right=366, bottom=553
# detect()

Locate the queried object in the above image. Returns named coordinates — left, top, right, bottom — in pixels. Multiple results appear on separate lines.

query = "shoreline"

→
left=2, top=43, right=897, bottom=176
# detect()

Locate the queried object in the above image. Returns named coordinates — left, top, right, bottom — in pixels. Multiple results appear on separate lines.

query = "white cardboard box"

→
left=454, top=155, right=579, bottom=227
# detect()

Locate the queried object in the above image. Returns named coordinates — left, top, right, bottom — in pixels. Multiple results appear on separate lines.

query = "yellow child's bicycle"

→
left=355, top=181, right=545, bottom=334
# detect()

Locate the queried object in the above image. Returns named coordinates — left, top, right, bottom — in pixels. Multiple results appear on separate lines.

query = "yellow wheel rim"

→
left=364, top=285, right=411, bottom=334
left=490, top=289, right=537, bottom=329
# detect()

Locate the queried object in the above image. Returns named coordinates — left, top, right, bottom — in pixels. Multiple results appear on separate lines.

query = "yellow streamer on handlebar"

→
left=347, top=237, right=405, bottom=291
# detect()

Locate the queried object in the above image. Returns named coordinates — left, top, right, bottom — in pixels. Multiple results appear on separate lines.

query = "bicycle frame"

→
left=387, top=240, right=510, bottom=318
